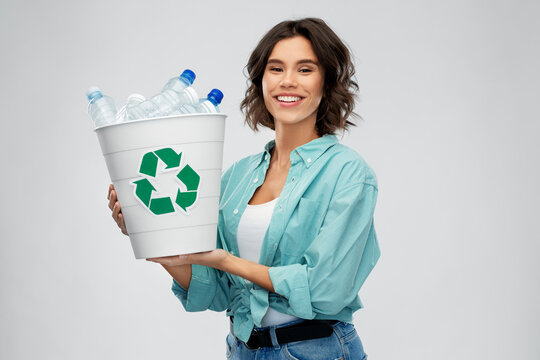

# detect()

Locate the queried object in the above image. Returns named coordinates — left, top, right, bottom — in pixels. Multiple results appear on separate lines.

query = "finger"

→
left=147, top=257, right=169, bottom=265
left=107, top=184, right=114, bottom=200
left=147, top=256, right=166, bottom=262
left=146, top=255, right=185, bottom=266
left=118, top=212, right=125, bottom=226
left=108, top=190, right=117, bottom=210
left=118, top=213, right=128, bottom=235
left=112, top=202, right=122, bottom=224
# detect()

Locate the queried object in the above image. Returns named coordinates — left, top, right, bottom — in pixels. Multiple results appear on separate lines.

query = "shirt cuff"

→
left=268, top=264, right=314, bottom=319
left=171, top=264, right=217, bottom=312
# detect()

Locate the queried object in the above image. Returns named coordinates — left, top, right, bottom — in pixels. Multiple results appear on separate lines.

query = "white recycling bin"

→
left=95, top=113, right=227, bottom=259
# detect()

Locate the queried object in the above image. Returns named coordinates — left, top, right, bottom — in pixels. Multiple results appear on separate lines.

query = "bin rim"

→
left=93, top=113, right=227, bottom=132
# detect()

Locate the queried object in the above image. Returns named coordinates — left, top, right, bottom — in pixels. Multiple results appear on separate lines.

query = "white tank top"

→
left=236, top=197, right=300, bottom=327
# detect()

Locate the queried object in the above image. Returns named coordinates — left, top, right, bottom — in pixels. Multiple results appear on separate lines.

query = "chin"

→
left=275, top=117, right=317, bottom=131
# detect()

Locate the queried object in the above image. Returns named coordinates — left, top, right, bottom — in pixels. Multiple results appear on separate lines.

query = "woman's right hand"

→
left=108, top=184, right=128, bottom=235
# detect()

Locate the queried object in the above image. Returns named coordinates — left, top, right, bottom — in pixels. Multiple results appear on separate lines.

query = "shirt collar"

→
left=260, top=134, right=338, bottom=168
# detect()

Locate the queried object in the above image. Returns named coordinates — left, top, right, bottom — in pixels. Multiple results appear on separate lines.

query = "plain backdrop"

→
left=1, top=0, right=539, bottom=359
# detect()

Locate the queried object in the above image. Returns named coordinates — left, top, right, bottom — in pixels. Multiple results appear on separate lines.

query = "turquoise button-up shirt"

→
left=171, top=134, right=380, bottom=342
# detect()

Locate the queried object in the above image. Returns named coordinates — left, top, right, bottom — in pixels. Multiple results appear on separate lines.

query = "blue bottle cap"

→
left=179, top=69, right=196, bottom=85
left=86, top=86, right=103, bottom=101
left=207, top=88, right=224, bottom=106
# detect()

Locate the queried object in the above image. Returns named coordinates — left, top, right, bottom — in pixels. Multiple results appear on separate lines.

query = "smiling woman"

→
left=262, top=36, right=324, bottom=133
left=108, top=17, right=378, bottom=360
left=241, top=18, right=358, bottom=136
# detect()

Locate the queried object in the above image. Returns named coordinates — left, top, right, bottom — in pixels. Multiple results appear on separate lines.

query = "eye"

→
left=268, top=67, right=283, bottom=72
left=299, top=68, right=313, bottom=73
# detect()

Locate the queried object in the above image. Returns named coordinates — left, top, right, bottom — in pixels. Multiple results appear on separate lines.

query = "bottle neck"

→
left=88, top=92, right=103, bottom=102
left=199, top=101, right=218, bottom=113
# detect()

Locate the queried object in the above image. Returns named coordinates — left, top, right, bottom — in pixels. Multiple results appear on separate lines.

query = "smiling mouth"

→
left=276, top=95, right=303, bottom=103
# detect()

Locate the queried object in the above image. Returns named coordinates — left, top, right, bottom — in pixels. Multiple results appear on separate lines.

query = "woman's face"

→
left=262, top=36, right=324, bottom=130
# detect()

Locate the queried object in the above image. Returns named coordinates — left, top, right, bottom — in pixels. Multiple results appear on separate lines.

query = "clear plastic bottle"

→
left=115, top=93, right=145, bottom=123
left=127, top=69, right=198, bottom=120
left=178, top=88, right=224, bottom=114
left=86, top=86, right=117, bottom=128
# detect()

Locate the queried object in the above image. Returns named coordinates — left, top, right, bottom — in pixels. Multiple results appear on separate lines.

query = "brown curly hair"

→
left=240, top=18, right=359, bottom=136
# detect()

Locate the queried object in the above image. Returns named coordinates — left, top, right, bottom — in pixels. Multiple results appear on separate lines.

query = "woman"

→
left=108, top=18, right=379, bottom=360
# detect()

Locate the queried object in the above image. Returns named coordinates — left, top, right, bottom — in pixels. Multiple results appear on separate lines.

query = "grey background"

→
left=1, top=0, right=539, bottom=359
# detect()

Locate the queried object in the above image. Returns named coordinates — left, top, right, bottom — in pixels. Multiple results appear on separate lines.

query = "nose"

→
left=279, top=70, right=297, bottom=88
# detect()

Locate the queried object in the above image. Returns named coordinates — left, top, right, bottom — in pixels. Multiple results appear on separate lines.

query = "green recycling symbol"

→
left=132, top=147, right=200, bottom=215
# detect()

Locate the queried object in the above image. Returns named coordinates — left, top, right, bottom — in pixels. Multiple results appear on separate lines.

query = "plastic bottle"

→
left=162, top=69, right=196, bottom=93
left=178, top=88, right=224, bottom=114
left=86, top=86, right=117, bottom=128
left=115, top=93, right=145, bottom=123
left=127, top=69, right=198, bottom=120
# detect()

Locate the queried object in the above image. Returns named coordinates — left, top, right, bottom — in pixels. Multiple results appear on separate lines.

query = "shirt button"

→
left=274, top=244, right=278, bottom=250
left=233, top=209, right=239, bottom=215
left=291, top=177, right=295, bottom=182
left=307, top=158, right=312, bottom=163
left=253, top=178, right=258, bottom=183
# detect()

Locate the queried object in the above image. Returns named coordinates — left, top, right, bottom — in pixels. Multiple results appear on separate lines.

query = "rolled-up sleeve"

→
left=268, top=182, right=379, bottom=318
left=171, top=264, right=230, bottom=312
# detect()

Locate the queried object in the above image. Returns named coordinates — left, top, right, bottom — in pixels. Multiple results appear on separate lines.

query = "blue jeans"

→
left=226, top=319, right=367, bottom=360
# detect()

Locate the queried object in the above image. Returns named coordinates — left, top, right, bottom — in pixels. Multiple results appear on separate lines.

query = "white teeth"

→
left=277, top=96, right=301, bottom=102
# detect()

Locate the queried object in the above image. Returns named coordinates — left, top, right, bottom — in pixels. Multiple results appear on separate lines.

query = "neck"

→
left=271, top=120, right=319, bottom=168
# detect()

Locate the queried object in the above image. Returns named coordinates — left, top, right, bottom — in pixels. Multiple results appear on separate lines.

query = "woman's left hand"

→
left=146, top=249, right=230, bottom=269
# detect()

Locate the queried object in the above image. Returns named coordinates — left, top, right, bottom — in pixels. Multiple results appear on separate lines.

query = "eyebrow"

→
left=267, top=59, right=319, bottom=66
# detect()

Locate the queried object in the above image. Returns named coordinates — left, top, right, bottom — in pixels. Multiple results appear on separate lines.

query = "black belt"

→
left=230, top=318, right=338, bottom=350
